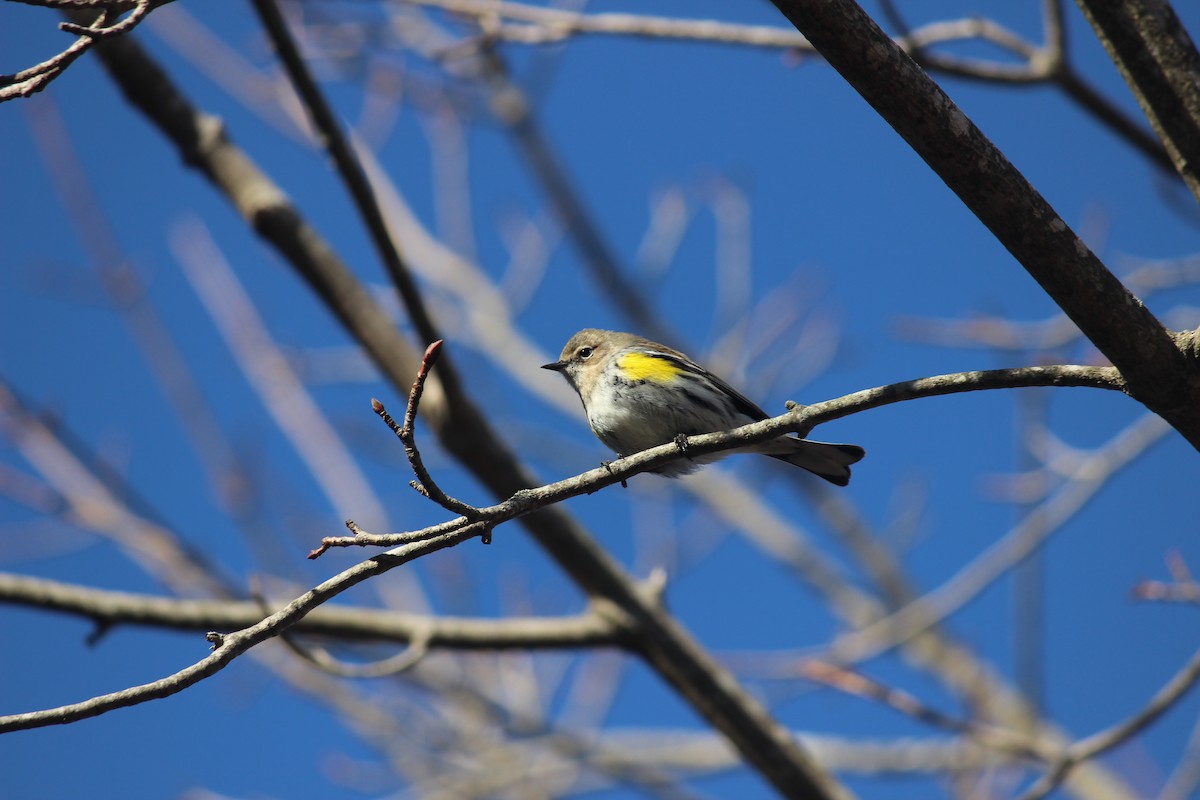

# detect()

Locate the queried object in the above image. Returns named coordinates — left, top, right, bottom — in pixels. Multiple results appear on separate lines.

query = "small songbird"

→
left=542, top=329, right=865, bottom=484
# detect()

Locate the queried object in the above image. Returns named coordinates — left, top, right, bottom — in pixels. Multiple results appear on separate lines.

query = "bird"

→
left=542, top=328, right=864, bottom=484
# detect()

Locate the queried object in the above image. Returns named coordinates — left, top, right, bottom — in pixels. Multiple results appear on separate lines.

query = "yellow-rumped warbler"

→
left=542, top=329, right=865, bottom=484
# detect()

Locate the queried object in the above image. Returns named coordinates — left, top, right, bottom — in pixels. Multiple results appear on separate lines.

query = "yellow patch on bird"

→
left=619, top=351, right=683, bottom=383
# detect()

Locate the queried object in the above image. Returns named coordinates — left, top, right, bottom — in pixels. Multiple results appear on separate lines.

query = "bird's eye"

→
left=578, top=346, right=594, bottom=360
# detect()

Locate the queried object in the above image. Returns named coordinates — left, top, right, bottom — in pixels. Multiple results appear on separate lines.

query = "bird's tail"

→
left=766, top=439, right=866, bottom=486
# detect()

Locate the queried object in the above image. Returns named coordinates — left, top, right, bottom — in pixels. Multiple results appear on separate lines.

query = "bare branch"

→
left=397, top=0, right=1171, bottom=174
left=1074, top=0, right=1200, bottom=202
left=378, top=339, right=479, bottom=518
left=801, top=661, right=1044, bottom=761
left=312, top=365, right=1127, bottom=556
left=278, top=629, right=434, bottom=678
left=0, top=572, right=627, bottom=650
left=830, top=411, right=1170, bottom=664
left=769, top=0, right=1200, bottom=449
left=170, top=216, right=389, bottom=527
left=0, top=0, right=166, bottom=102
left=1132, top=550, right=1200, bottom=605
left=1017, top=641, right=1200, bottom=799
left=250, top=0, right=455, bottom=390
left=0, top=524, right=479, bottom=733
left=405, top=0, right=816, bottom=50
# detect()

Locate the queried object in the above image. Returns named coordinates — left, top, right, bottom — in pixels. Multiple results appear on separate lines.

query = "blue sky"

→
left=2, top=2, right=1199, bottom=798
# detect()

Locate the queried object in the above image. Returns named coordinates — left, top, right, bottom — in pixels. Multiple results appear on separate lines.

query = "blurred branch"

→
left=0, top=521, right=483, bottom=733
left=405, top=0, right=1173, bottom=177
left=410, top=0, right=816, bottom=50
left=770, top=0, right=1200, bottom=450
left=486, top=54, right=680, bottom=349
left=1158, top=712, right=1200, bottom=800
left=170, top=216, right=389, bottom=528
left=802, top=661, right=1044, bottom=760
left=0, top=382, right=233, bottom=597
left=830, top=411, right=1170, bottom=664
left=1132, top=550, right=1200, bottom=605
left=1018, top=641, right=1200, bottom=799
left=406, top=6, right=681, bottom=346
left=552, top=728, right=1023, bottom=776
left=688, top=470, right=1138, bottom=798
left=24, top=97, right=246, bottom=512
left=0, top=572, right=627, bottom=649
left=896, top=255, right=1200, bottom=352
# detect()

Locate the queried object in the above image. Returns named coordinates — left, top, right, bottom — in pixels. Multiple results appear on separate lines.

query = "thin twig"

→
left=0, top=524, right=479, bottom=733
left=801, top=661, right=1044, bottom=760
left=381, top=339, right=478, bottom=518
left=0, top=1, right=164, bottom=102
left=278, top=626, right=433, bottom=678
left=829, top=411, right=1168, bottom=664
left=369, top=356, right=476, bottom=517
left=1017, top=641, right=1200, bottom=799
left=1132, top=550, right=1200, bottom=604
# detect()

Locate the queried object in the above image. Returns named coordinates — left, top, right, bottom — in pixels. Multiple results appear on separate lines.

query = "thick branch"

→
left=768, top=0, right=1200, bottom=450
left=1074, top=0, right=1200, bottom=202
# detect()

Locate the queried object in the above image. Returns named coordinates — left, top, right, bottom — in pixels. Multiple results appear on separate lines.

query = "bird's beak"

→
left=541, top=360, right=567, bottom=372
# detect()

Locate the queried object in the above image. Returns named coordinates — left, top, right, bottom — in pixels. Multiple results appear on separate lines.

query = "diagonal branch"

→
left=1017, top=640, right=1200, bottom=799
left=1074, top=0, right=1200, bottom=202
left=249, top=0, right=453, bottom=386
left=0, top=523, right=479, bottom=733
left=370, top=339, right=480, bottom=519
left=768, top=0, right=1200, bottom=450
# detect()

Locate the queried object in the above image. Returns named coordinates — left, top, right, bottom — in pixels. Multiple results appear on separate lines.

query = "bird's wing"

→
left=634, top=347, right=771, bottom=422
